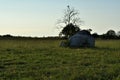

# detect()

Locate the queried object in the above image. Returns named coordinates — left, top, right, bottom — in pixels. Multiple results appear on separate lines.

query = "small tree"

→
left=57, top=5, right=82, bottom=38
left=106, top=30, right=116, bottom=39
left=106, top=30, right=116, bottom=36
left=92, top=32, right=99, bottom=38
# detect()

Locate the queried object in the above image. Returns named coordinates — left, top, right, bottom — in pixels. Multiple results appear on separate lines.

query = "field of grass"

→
left=0, top=39, right=120, bottom=80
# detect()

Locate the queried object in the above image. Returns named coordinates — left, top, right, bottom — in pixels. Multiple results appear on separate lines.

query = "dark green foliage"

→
left=62, top=23, right=80, bottom=38
left=106, top=30, right=116, bottom=36
left=92, top=33, right=99, bottom=38
left=106, top=30, right=116, bottom=39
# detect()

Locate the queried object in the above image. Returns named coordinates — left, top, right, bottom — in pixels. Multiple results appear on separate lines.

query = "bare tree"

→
left=57, top=5, right=82, bottom=38
left=57, top=5, right=81, bottom=27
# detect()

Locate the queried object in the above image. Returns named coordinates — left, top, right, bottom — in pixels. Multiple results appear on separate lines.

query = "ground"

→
left=0, top=39, right=120, bottom=80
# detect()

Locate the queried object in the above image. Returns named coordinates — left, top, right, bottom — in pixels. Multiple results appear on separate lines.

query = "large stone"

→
left=69, top=31, right=95, bottom=47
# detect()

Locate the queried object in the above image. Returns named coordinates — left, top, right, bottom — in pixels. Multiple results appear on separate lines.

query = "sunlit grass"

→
left=0, top=39, right=120, bottom=80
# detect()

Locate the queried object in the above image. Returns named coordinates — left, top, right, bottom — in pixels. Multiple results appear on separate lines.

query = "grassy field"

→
left=0, top=39, right=120, bottom=80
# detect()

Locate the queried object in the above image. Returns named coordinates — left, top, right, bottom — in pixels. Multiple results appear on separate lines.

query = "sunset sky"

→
left=0, top=0, right=120, bottom=37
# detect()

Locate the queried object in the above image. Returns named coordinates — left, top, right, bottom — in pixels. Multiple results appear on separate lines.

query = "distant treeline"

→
left=92, top=34, right=120, bottom=39
left=0, top=33, right=120, bottom=40
left=0, top=34, right=62, bottom=40
left=92, top=30, right=120, bottom=39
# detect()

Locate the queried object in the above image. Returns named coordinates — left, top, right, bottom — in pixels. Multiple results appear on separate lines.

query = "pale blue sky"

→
left=0, top=0, right=120, bottom=37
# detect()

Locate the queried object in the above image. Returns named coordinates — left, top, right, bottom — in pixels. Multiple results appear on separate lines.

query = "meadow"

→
left=0, top=38, right=120, bottom=80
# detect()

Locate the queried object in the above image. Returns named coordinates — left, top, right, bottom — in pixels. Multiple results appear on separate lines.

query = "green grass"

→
left=0, top=39, right=120, bottom=80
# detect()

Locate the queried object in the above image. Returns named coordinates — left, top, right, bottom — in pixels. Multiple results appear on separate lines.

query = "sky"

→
left=0, top=0, right=120, bottom=37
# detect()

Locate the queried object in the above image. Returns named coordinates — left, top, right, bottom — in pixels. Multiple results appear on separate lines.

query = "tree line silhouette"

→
left=92, top=30, right=120, bottom=39
left=0, top=29, right=120, bottom=40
